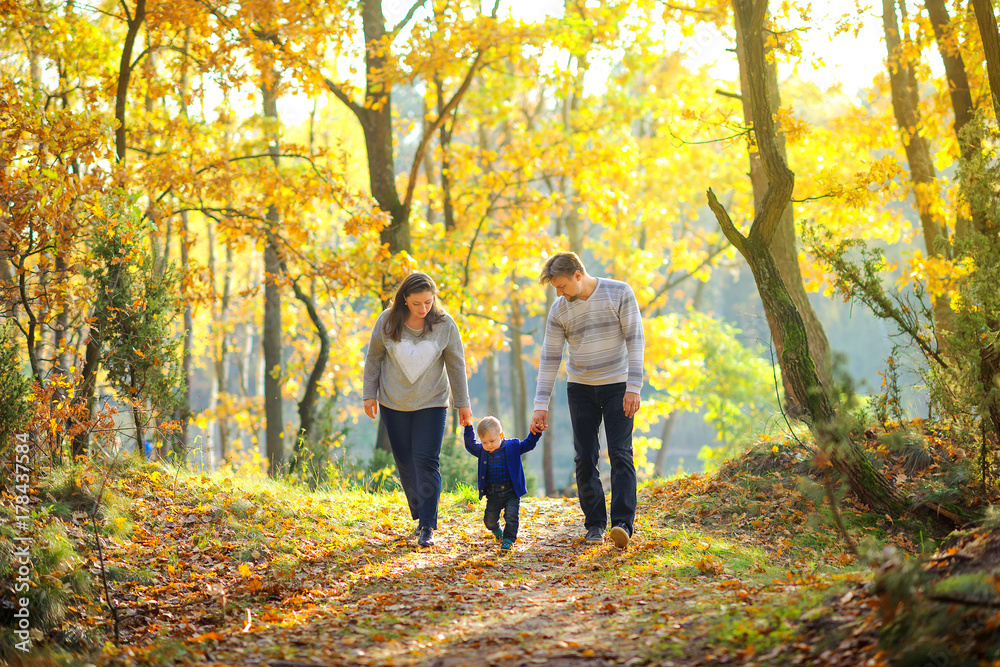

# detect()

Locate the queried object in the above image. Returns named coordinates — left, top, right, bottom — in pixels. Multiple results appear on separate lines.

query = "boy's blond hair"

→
left=476, top=415, right=502, bottom=438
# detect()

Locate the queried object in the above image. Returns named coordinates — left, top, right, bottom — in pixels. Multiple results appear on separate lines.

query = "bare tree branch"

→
left=390, top=0, right=429, bottom=39
left=323, top=77, right=362, bottom=117
left=403, top=49, right=486, bottom=212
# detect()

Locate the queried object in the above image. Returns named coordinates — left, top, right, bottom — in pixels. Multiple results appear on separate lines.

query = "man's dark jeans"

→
left=567, top=382, right=636, bottom=535
left=380, top=405, right=447, bottom=531
left=484, top=483, right=520, bottom=543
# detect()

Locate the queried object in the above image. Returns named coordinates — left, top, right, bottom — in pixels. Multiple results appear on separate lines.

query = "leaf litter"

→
left=25, top=421, right=1000, bottom=666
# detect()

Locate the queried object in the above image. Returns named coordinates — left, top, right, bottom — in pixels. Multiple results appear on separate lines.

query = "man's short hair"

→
left=539, top=251, right=586, bottom=285
left=476, top=415, right=502, bottom=438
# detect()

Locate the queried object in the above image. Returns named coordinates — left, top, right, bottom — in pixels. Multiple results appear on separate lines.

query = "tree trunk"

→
left=71, top=322, right=101, bottom=458
left=0, top=257, right=14, bottom=319
left=560, top=52, right=587, bottom=255
left=328, top=0, right=489, bottom=453
left=207, top=218, right=232, bottom=464
left=178, top=211, right=193, bottom=453
left=287, top=275, right=330, bottom=473
left=359, top=0, right=406, bottom=455
left=882, top=0, right=953, bottom=342
left=540, top=285, right=556, bottom=496
left=654, top=412, right=679, bottom=477
left=707, top=0, right=907, bottom=516
left=131, top=367, right=145, bottom=458
left=510, top=284, right=528, bottom=439
left=924, top=0, right=988, bottom=238
left=733, top=7, right=832, bottom=402
left=114, top=0, right=147, bottom=162
left=434, top=74, right=457, bottom=232
left=971, top=0, right=1000, bottom=122
left=16, top=255, right=42, bottom=381
left=262, top=67, right=285, bottom=477
left=981, top=336, right=1000, bottom=445
left=52, top=252, right=70, bottom=419
left=360, top=0, right=409, bottom=257
left=486, top=351, right=500, bottom=418
left=176, top=28, right=193, bottom=454
left=422, top=98, right=438, bottom=227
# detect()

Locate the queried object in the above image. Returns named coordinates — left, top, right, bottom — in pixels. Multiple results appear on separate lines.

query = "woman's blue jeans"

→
left=380, top=405, right=447, bottom=530
left=567, top=382, right=637, bottom=535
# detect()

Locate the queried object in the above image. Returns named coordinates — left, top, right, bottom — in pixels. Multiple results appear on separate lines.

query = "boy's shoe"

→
left=491, top=527, right=504, bottom=541
left=501, top=539, right=514, bottom=551
left=584, top=527, right=604, bottom=543
left=609, top=525, right=630, bottom=549
left=418, top=527, right=434, bottom=547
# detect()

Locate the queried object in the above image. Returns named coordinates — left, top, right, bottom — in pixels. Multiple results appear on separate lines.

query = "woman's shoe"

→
left=418, top=527, right=434, bottom=547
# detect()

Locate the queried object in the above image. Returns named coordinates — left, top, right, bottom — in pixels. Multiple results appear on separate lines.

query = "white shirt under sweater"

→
left=533, top=277, right=645, bottom=412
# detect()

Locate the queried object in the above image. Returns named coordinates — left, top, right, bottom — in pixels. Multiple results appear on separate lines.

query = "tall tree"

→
left=707, top=0, right=906, bottom=514
left=971, top=0, right=1000, bottom=121
left=732, top=6, right=833, bottom=404
left=177, top=27, right=194, bottom=454
left=114, top=0, right=147, bottom=163
left=924, top=0, right=986, bottom=237
left=323, top=0, right=498, bottom=262
left=322, top=0, right=501, bottom=453
left=881, top=0, right=953, bottom=342
left=261, top=59, right=285, bottom=476
left=74, top=0, right=149, bottom=455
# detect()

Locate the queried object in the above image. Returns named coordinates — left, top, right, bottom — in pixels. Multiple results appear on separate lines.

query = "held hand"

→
left=623, top=391, right=641, bottom=418
left=530, top=410, right=548, bottom=434
left=458, top=406, right=474, bottom=427
left=364, top=399, right=379, bottom=420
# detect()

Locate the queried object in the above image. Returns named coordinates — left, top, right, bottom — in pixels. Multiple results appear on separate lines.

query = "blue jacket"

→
left=463, top=425, right=540, bottom=499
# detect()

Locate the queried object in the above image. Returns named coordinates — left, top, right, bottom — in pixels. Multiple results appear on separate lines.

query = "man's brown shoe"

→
left=609, top=525, right=630, bottom=549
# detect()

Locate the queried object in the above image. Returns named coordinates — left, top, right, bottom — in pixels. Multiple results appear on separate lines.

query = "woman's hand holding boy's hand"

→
left=458, top=406, right=473, bottom=427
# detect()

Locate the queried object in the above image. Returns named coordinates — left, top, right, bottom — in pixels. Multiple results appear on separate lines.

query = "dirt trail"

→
left=177, top=497, right=695, bottom=667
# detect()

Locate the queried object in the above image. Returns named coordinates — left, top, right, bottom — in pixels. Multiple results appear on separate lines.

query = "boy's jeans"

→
left=567, top=382, right=637, bottom=535
left=484, top=483, right=520, bottom=542
left=380, top=405, right=447, bottom=531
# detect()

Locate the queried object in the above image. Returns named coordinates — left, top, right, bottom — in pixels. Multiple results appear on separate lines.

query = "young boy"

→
left=463, top=416, right=540, bottom=551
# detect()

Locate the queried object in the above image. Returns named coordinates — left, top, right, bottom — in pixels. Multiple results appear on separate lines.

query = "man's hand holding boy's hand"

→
left=530, top=410, right=548, bottom=434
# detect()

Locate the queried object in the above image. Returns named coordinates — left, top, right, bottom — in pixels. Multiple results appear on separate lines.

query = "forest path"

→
left=211, top=496, right=695, bottom=667
left=101, top=466, right=862, bottom=667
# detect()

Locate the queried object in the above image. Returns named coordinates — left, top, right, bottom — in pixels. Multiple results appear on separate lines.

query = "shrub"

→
left=0, top=323, right=34, bottom=463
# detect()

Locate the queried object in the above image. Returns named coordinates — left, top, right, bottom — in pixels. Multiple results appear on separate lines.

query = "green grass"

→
left=452, top=482, right=479, bottom=505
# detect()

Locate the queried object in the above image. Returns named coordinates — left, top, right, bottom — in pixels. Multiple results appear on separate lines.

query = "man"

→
left=530, top=251, right=645, bottom=549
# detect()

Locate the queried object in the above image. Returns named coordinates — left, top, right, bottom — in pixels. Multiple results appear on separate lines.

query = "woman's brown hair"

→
left=383, top=273, right=446, bottom=342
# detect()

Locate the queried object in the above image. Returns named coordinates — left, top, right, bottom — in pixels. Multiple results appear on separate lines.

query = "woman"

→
left=363, top=273, right=473, bottom=547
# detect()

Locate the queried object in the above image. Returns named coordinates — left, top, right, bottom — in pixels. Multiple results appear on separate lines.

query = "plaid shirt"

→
left=485, top=445, right=511, bottom=487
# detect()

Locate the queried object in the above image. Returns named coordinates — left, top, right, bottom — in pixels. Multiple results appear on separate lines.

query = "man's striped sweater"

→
left=533, top=277, right=645, bottom=411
